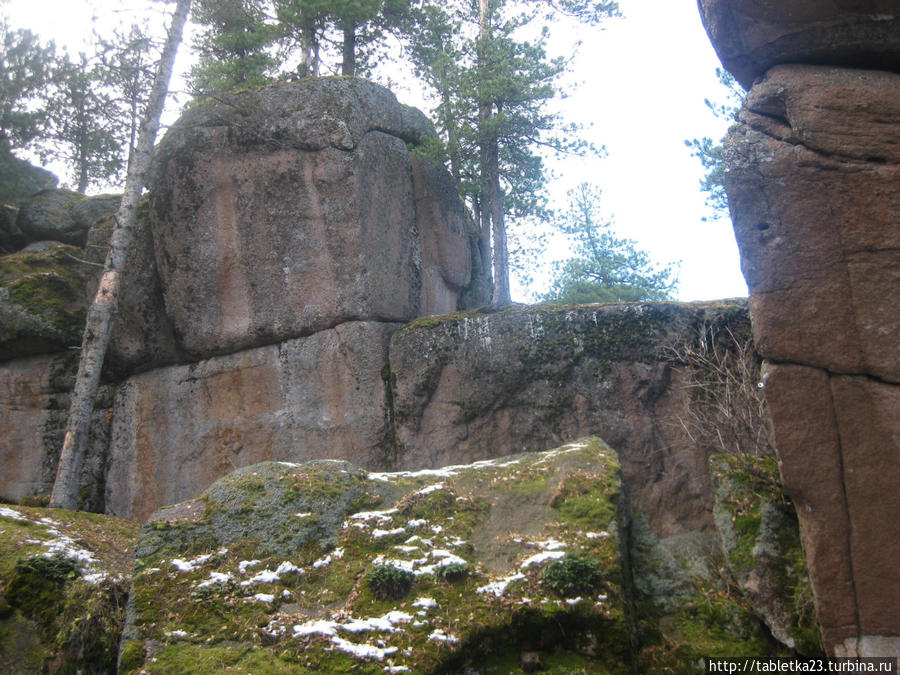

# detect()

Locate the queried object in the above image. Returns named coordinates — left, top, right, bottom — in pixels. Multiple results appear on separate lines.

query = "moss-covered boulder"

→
left=710, top=454, right=822, bottom=656
left=0, top=243, right=95, bottom=359
left=0, top=504, right=140, bottom=673
left=124, top=438, right=634, bottom=673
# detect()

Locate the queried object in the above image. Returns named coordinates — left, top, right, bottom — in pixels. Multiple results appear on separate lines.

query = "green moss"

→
left=119, top=639, right=146, bottom=673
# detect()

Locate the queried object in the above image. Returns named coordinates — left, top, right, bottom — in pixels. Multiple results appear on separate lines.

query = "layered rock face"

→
left=0, top=77, right=484, bottom=517
left=701, top=0, right=900, bottom=658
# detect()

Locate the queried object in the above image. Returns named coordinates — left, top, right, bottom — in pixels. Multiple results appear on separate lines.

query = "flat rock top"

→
left=126, top=438, right=632, bottom=673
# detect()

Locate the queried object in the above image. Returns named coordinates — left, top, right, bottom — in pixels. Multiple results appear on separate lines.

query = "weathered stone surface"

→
left=149, top=77, right=471, bottom=358
left=762, top=363, right=900, bottom=654
left=388, top=301, right=754, bottom=539
left=698, top=0, right=900, bottom=90
left=83, top=209, right=179, bottom=376
left=123, top=440, right=633, bottom=673
left=0, top=204, right=25, bottom=253
left=16, top=189, right=88, bottom=247
left=0, top=353, right=112, bottom=509
left=0, top=243, right=92, bottom=360
left=725, top=65, right=900, bottom=382
left=105, top=321, right=398, bottom=521
left=0, top=138, right=57, bottom=208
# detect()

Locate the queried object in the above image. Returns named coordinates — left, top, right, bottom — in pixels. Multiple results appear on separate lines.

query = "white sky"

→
left=3, top=0, right=747, bottom=302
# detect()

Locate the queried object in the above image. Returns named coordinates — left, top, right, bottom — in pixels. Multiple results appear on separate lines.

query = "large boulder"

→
left=698, top=0, right=900, bottom=90
left=16, top=189, right=118, bottom=248
left=122, top=440, right=633, bottom=673
left=725, top=65, right=900, bottom=382
left=0, top=138, right=57, bottom=208
left=721, top=62, right=900, bottom=658
left=388, top=301, right=756, bottom=540
left=0, top=243, right=92, bottom=360
left=104, top=321, right=399, bottom=521
left=149, top=77, right=477, bottom=359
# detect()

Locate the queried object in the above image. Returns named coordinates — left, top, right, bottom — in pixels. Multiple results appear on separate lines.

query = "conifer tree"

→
left=542, top=183, right=678, bottom=304
left=0, top=18, right=54, bottom=149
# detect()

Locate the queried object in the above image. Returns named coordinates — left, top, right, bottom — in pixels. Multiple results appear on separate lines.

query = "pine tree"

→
left=0, top=18, right=55, bottom=149
left=542, top=183, right=678, bottom=304
left=40, top=51, right=124, bottom=193
left=190, top=0, right=277, bottom=94
left=406, top=0, right=619, bottom=305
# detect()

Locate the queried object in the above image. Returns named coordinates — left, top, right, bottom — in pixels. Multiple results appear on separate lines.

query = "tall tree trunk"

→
left=50, top=0, right=192, bottom=510
left=477, top=0, right=510, bottom=306
left=487, top=139, right=510, bottom=304
left=342, top=25, right=356, bottom=76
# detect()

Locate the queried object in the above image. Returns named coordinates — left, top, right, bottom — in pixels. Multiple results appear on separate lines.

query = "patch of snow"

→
left=282, top=590, right=292, bottom=599
left=412, top=597, right=437, bottom=610
left=295, top=512, right=313, bottom=518
left=238, top=559, right=262, bottom=573
left=520, top=551, right=566, bottom=569
left=197, top=571, right=233, bottom=588
left=428, top=629, right=459, bottom=643
left=254, top=593, right=275, bottom=603
left=241, top=569, right=280, bottom=585
left=566, top=597, right=583, bottom=606
left=171, top=558, right=198, bottom=572
left=275, top=561, right=303, bottom=575
left=477, top=573, right=526, bottom=597
left=333, top=548, right=344, bottom=559
left=445, top=536, right=466, bottom=547
left=373, top=527, right=406, bottom=538
left=393, top=545, right=419, bottom=553
left=312, top=555, right=332, bottom=569
left=168, top=630, right=188, bottom=638
left=414, top=483, right=445, bottom=496
left=406, top=519, right=427, bottom=528
left=331, top=636, right=398, bottom=660
left=534, top=538, right=566, bottom=550
left=585, top=531, right=610, bottom=539
left=0, top=506, right=26, bottom=520
left=293, top=620, right=338, bottom=637
left=430, top=525, right=443, bottom=534
left=82, top=572, right=108, bottom=584
left=349, top=508, right=398, bottom=523
left=385, top=666, right=410, bottom=673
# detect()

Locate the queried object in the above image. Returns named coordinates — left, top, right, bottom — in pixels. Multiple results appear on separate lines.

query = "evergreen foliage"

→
left=0, top=18, right=54, bottom=148
left=685, top=68, right=745, bottom=220
left=542, top=183, right=678, bottom=304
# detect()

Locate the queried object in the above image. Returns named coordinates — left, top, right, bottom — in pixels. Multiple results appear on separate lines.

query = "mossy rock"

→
left=710, top=454, right=822, bottom=656
left=125, top=438, right=633, bottom=673
left=0, top=504, right=141, bottom=673
left=0, top=242, right=94, bottom=359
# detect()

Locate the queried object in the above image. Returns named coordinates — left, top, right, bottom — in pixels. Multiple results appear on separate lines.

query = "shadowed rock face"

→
left=704, top=0, right=900, bottom=658
left=149, top=77, right=473, bottom=359
left=698, top=0, right=900, bottom=90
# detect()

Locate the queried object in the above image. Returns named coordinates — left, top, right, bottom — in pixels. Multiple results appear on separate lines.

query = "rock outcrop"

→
left=698, top=0, right=900, bottom=90
left=702, top=0, right=900, bottom=658
left=149, top=78, right=473, bottom=358
left=117, top=440, right=813, bottom=673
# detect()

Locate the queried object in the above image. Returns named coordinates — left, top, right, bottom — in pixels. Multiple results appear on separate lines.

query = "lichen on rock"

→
left=123, top=438, right=633, bottom=673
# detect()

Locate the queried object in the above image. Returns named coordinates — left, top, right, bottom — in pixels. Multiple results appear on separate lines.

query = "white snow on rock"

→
left=293, top=620, right=338, bottom=637
left=520, top=551, right=566, bottom=569
left=197, top=571, right=233, bottom=588
left=428, top=629, right=459, bottom=643
left=331, top=636, right=398, bottom=660
left=477, top=573, right=526, bottom=597
left=238, top=559, right=262, bottom=573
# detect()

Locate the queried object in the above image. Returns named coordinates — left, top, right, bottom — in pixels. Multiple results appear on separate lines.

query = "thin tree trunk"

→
left=477, top=0, right=510, bottom=306
left=50, top=0, right=192, bottom=510
left=342, top=25, right=356, bottom=76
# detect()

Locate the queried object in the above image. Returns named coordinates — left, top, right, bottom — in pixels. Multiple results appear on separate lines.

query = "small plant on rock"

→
left=366, top=564, right=415, bottom=600
left=541, top=553, right=604, bottom=598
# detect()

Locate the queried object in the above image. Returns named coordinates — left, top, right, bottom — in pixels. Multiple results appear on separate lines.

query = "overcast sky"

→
left=4, top=0, right=747, bottom=302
